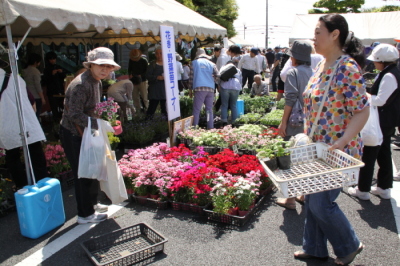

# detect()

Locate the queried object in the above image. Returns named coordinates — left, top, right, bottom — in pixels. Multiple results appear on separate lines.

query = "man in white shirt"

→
left=238, top=47, right=260, bottom=90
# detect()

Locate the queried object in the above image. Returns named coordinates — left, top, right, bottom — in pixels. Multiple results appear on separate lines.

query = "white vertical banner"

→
left=160, top=25, right=181, bottom=121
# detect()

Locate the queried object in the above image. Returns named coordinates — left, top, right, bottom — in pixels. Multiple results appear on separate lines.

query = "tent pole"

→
left=5, top=24, right=33, bottom=186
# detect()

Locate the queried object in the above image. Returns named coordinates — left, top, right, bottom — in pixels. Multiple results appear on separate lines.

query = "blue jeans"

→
left=192, top=90, right=214, bottom=129
left=303, top=188, right=360, bottom=257
left=220, top=88, right=239, bottom=123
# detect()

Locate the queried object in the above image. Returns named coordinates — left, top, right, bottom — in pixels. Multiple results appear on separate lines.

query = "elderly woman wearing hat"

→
left=348, top=43, right=400, bottom=201
left=128, top=49, right=149, bottom=113
left=60, top=47, right=120, bottom=224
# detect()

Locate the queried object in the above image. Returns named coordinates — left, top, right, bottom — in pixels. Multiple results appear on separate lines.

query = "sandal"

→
left=276, top=198, right=296, bottom=210
left=334, top=243, right=364, bottom=265
left=294, top=251, right=329, bottom=261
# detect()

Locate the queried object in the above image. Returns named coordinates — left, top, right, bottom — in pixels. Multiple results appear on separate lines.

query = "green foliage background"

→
left=176, top=0, right=238, bottom=38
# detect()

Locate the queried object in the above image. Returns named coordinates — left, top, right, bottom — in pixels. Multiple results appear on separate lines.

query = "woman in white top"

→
left=348, top=44, right=400, bottom=200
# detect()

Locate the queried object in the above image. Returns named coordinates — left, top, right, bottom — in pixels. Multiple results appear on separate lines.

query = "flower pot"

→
left=228, top=207, right=239, bottom=216
left=172, top=202, right=181, bottom=211
left=277, top=155, right=291, bottom=170
left=238, top=210, right=249, bottom=217
left=150, top=194, right=159, bottom=200
left=112, top=120, right=123, bottom=135
left=126, top=188, right=134, bottom=195
left=263, top=157, right=278, bottom=171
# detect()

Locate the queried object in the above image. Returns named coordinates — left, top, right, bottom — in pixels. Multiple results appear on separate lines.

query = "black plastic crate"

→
left=81, top=223, right=167, bottom=266
left=170, top=201, right=208, bottom=215
left=204, top=185, right=273, bottom=227
left=131, top=195, right=168, bottom=210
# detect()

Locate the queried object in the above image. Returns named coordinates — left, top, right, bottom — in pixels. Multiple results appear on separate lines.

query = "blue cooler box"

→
left=15, top=177, right=65, bottom=239
left=236, top=99, right=244, bottom=117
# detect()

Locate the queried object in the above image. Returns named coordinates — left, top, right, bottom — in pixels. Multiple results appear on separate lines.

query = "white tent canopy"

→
left=0, top=0, right=227, bottom=45
left=229, top=36, right=254, bottom=47
left=289, top=11, right=400, bottom=46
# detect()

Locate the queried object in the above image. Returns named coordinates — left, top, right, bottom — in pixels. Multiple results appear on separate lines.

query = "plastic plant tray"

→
left=131, top=195, right=168, bottom=210
left=260, top=142, right=364, bottom=198
left=81, top=223, right=167, bottom=266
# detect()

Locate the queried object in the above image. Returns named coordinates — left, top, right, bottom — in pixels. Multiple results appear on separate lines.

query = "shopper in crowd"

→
left=128, top=48, right=148, bottom=112
left=211, top=46, right=221, bottom=64
left=238, top=47, right=260, bottom=90
left=270, top=46, right=282, bottom=92
left=146, top=47, right=167, bottom=119
left=60, top=47, right=120, bottom=224
left=22, top=53, right=45, bottom=120
left=107, top=79, right=135, bottom=124
left=294, top=14, right=369, bottom=265
left=275, top=40, right=313, bottom=210
left=0, top=57, right=47, bottom=190
left=176, top=53, right=184, bottom=92
left=228, top=45, right=242, bottom=67
left=276, top=50, right=291, bottom=101
left=189, top=48, right=219, bottom=129
left=216, top=48, right=230, bottom=71
left=250, top=74, right=269, bottom=97
left=265, top=48, right=275, bottom=71
left=219, top=61, right=242, bottom=126
left=181, top=60, right=190, bottom=90
left=256, top=48, right=267, bottom=78
left=348, top=44, right=400, bottom=200
left=43, top=51, right=66, bottom=121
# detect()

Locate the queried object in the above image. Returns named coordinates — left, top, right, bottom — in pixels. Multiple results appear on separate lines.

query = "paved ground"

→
left=1, top=138, right=400, bottom=266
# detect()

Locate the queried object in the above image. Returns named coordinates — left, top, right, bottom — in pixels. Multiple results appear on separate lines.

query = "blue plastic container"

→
left=15, top=177, right=65, bottom=239
left=236, top=99, right=244, bottom=117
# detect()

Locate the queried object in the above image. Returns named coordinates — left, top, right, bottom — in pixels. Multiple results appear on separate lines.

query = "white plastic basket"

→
left=259, top=143, right=364, bottom=198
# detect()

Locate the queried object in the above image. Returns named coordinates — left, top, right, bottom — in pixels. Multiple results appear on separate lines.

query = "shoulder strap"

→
left=0, top=74, right=10, bottom=101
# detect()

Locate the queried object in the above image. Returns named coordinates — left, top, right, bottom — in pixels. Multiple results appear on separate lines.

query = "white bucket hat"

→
left=367, top=43, right=399, bottom=62
left=83, top=47, right=121, bottom=70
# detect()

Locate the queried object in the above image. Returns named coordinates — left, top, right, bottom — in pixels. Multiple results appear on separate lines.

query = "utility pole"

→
left=265, top=0, right=268, bottom=48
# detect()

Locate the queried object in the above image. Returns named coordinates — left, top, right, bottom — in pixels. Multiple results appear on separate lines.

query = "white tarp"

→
left=0, top=0, right=227, bottom=45
left=289, top=11, right=400, bottom=46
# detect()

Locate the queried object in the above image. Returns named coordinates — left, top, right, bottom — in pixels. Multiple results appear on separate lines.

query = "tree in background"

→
left=176, top=0, right=238, bottom=38
left=363, top=5, right=400, bottom=12
left=309, top=0, right=365, bottom=13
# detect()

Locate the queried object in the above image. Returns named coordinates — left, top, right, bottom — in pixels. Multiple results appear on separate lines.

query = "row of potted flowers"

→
left=118, top=143, right=272, bottom=215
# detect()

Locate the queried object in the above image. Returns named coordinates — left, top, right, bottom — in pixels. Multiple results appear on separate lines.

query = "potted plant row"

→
left=257, top=139, right=291, bottom=171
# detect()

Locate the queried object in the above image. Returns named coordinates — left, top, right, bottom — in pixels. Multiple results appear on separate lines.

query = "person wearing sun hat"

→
left=128, top=48, right=149, bottom=112
left=60, top=47, right=120, bottom=224
left=348, top=43, right=400, bottom=200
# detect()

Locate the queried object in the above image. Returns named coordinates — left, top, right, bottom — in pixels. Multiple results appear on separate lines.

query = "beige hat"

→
left=83, top=47, right=121, bottom=70
left=195, top=48, right=211, bottom=59
left=129, top=49, right=142, bottom=61
left=367, top=43, right=399, bottom=62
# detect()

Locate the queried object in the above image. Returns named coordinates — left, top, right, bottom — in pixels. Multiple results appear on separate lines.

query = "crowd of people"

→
left=1, top=12, right=400, bottom=265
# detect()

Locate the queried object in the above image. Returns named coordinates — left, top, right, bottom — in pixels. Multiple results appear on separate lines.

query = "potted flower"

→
left=274, top=140, right=291, bottom=170
left=44, top=143, right=71, bottom=179
left=257, top=148, right=277, bottom=171
left=94, top=97, right=122, bottom=135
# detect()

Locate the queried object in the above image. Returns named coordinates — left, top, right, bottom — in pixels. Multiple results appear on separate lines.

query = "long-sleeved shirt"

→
left=182, top=65, right=190, bottom=80
left=128, top=57, right=148, bottom=81
left=371, top=72, right=397, bottom=107
left=219, top=64, right=242, bottom=90
left=238, top=54, right=260, bottom=73
left=250, top=81, right=269, bottom=96
left=176, top=61, right=184, bottom=81
left=107, top=79, right=133, bottom=102
left=22, top=65, right=42, bottom=99
left=61, top=70, right=101, bottom=136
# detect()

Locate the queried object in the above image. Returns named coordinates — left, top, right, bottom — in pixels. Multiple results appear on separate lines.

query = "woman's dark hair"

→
left=45, top=51, right=57, bottom=61
left=319, top=14, right=365, bottom=68
left=228, top=45, right=241, bottom=55
left=27, top=53, right=42, bottom=66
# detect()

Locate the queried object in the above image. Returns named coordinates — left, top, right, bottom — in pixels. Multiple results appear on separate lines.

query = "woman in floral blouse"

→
left=294, top=14, right=369, bottom=265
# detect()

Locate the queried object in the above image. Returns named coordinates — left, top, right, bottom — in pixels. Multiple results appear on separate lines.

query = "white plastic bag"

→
left=361, top=104, right=383, bottom=146
left=78, top=118, right=107, bottom=180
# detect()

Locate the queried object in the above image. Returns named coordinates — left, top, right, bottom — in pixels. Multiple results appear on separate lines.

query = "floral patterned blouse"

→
left=303, top=55, right=369, bottom=159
